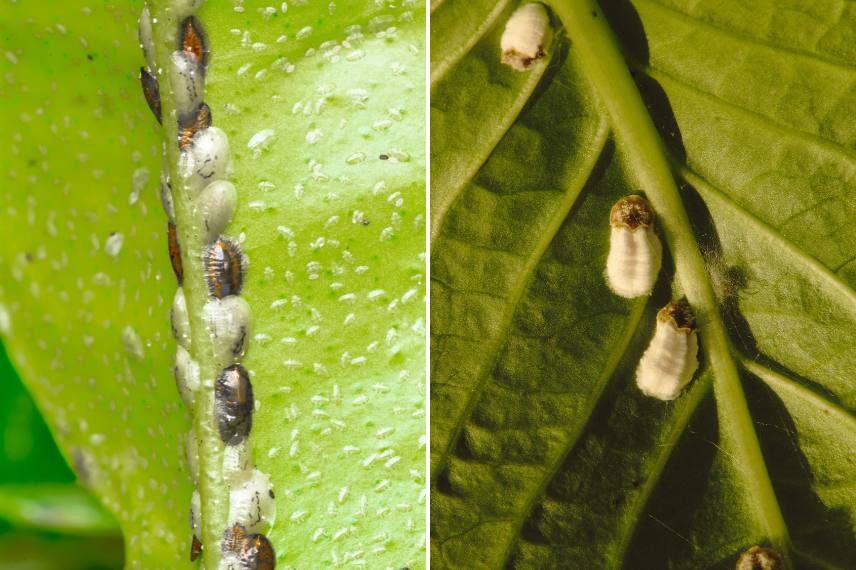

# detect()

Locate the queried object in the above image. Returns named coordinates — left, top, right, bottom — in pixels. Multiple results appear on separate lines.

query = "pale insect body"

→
left=636, top=301, right=699, bottom=401
left=138, top=3, right=156, bottom=71
left=174, top=345, right=201, bottom=408
left=500, top=3, right=551, bottom=71
left=171, top=287, right=191, bottom=349
left=189, top=489, right=202, bottom=561
left=197, top=180, right=237, bottom=243
left=228, top=468, right=276, bottom=534
left=606, top=195, right=662, bottom=298
left=179, top=126, right=232, bottom=189
left=203, top=296, right=252, bottom=364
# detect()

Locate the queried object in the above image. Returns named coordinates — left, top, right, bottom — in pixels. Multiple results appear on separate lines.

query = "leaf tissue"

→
left=430, top=1, right=856, bottom=568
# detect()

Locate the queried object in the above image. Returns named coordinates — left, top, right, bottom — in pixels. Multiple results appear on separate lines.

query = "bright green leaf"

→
left=0, top=0, right=426, bottom=568
left=430, top=1, right=856, bottom=568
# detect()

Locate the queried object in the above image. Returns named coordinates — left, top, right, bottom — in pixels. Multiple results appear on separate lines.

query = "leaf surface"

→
left=0, top=0, right=426, bottom=567
left=430, top=1, right=856, bottom=568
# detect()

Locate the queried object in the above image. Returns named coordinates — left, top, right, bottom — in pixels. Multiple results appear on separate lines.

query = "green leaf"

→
left=430, top=1, right=856, bottom=568
left=0, top=1, right=426, bottom=568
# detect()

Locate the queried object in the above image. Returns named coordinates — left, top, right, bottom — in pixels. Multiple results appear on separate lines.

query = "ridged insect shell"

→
left=168, top=222, right=183, bottom=285
left=222, top=523, right=275, bottom=570
left=178, top=102, right=212, bottom=150
left=606, top=195, right=662, bottom=298
left=636, top=300, right=698, bottom=400
left=139, top=67, right=161, bottom=123
left=215, top=364, right=254, bottom=445
left=205, top=237, right=245, bottom=299
left=500, top=3, right=551, bottom=71
left=180, top=15, right=209, bottom=68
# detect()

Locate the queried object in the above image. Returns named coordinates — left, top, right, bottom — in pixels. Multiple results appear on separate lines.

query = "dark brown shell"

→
left=167, top=222, right=183, bottom=285
left=222, top=523, right=275, bottom=569
left=657, top=299, right=696, bottom=331
left=190, top=535, right=202, bottom=562
left=180, top=16, right=209, bottom=68
left=215, top=365, right=254, bottom=445
left=139, top=67, right=161, bottom=124
left=610, top=194, right=655, bottom=230
left=204, top=237, right=245, bottom=299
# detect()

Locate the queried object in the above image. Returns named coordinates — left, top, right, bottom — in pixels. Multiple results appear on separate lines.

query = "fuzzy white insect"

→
left=169, top=50, right=204, bottom=118
left=500, top=3, right=551, bottom=71
left=171, top=288, right=191, bottom=350
left=203, top=296, right=252, bottom=365
left=636, top=301, right=699, bottom=401
left=606, top=195, right=662, bottom=298
left=174, top=345, right=200, bottom=408
left=179, top=126, right=232, bottom=188
left=228, top=468, right=276, bottom=534
left=185, top=427, right=199, bottom=485
left=223, top=440, right=255, bottom=481
left=197, top=180, right=237, bottom=242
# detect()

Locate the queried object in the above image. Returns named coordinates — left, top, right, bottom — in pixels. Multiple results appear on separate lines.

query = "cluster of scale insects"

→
left=138, top=2, right=275, bottom=568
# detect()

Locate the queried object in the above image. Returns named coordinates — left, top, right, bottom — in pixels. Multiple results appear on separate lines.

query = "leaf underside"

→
left=430, top=1, right=856, bottom=569
left=0, top=0, right=426, bottom=567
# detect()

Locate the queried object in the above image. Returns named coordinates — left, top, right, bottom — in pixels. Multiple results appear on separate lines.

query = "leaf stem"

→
left=150, top=3, right=227, bottom=568
left=547, top=0, right=791, bottom=562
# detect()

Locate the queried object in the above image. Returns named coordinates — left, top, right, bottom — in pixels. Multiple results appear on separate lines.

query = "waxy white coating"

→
left=501, top=3, right=550, bottom=71
left=636, top=310, right=698, bottom=400
left=171, top=287, right=191, bottom=350
left=174, top=345, right=201, bottom=408
left=169, top=50, right=204, bottom=118
left=179, top=126, right=232, bottom=190
left=190, top=488, right=202, bottom=535
left=203, top=296, right=252, bottom=365
left=227, top=469, right=276, bottom=534
left=606, top=226, right=662, bottom=298
left=138, top=3, right=156, bottom=72
left=198, top=180, right=237, bottom=243
left=223, top=440, right=254, bottom=480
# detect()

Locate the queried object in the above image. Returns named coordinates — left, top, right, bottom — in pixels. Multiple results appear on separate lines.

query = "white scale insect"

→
left=500, top=3, right=551, bottom=71
left=606, top=195, right=662, bottom=298
left=636, top=300, right=699, bottom=401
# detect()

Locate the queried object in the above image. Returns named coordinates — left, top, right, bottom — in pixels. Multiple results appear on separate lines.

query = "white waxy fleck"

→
left=228, top=468, right=276, bottom=534
left=121, top=325, right=144, bottom=360
left=203, top=296, right=252, bottom=365
left=197, top=180, right=237, bottom=242
left=180, top=127, right=232, bottom=188
left=0, top=303, right=10, bottom=335
left=105, top=232, right=124, bottom=257
left=636, top=301, right=699, bottom=401
left=138, top=4, right=156, bottom=70
left=190, top=489, right=201, bottom=535
left=247, top=128, right=277, bottom=159
left=605, top=195, right=662, bottom=298
left=174, top=345, right=200, bottom=408
left=223, top=440, right=254, bottom=480
left=168, top=51, right=204, bottom=117
left=171, top=288, right=191, bottom=350
left=129, top=167, right=149, bottom=206
left=500, top=3, right=551, bottom=71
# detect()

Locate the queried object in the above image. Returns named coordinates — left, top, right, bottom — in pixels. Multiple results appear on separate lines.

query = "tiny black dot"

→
left=379, top=154, right=389, bottom=160
left=87, top=53, right=94, bottom=61
left=362, top=219, right=370, bottom=226
left=268, top=489, right=275, bottom=499
left=592, top=10, right=597, bottom=17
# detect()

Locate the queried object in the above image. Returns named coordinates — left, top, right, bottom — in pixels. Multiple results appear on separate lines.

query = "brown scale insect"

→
left=180, top=15, right=209, bottom=68
left=215, top=364, right=254, bottom=445
left=178, top=102, right=212, bottom=150
left=139, top=67, right=162, bottom=123
left=205, top=237, right=246, bottom=299
left=222, top=523, right=275, bottom=569
left=168, top=222, right=183, bottom=285
left=190, top=535, right=202, bottom=562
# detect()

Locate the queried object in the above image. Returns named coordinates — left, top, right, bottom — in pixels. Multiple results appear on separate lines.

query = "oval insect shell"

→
left=160, top=167, right=175, bottom=222
left=174, top=345, right=200, bottom=408
left=215, top=364, right=254, bottom=446
left=139, top=67, right=162, bottom=124
left=228, top=468, right=276, bottom=534
left=180, top=15, right=210, bottom=68
left=198, top=180, right=237, bottom=243
left=171, top=287, right=191, bottom=350
left=606, top=195, right=662, bottom=298
left=501, top=3, right=551, bottom=71
left=138, top=3, right=156, bottom=71
left=203, top=296, right=252, bottom=365
left=205, top=238, right=246, bottom=299
left=222, top=523, right=275, bottom=570
left=189, top=489, right=202, bottom=561
left=185, top=426, right=199, bottom=485
left=168, top=50, right=204, bottom=118
left=636, top=301, right=699, bottom=401
left=168, top=222, right=184, bottom=285
left=179, top=126, right=232, bottom=191
left=736, top=546, right=783, bottom=570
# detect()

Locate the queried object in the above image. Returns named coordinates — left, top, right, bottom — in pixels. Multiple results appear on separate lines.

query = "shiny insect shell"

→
left=205, top=237, right=246, bottom=298
left=636, top=301, right=698, bottom=401
left=222, top=523, right=275, bottom=570
left=139, top=67, right=162, bottom=123
left=180, top=15, right=210, bottom=68
left=500, top=3, right=551, bottom=71
left=605, top=195, right=662, bottom=298
left=168, top=222, right=184, bottom=285
left=215, top=364, right=254, bottom=445
left=178, top=102, right=212, bottom=150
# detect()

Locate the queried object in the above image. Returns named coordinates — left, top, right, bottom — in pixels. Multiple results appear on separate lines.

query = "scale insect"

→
left=139, top=67, right=162, bottom=123
left=605, top=195, right=662, bottom=298
left=205, top=237, right=246, bottom=299
left=500, top=3, right=551, bottom=71
left=180, top=15, right=209, bottom=68
left=222, top=523, right=275, bottom=570
left=189, top=489, right=202, bottom=561
left=636, top=300, right=699, bottom=401
left=178, top=102, right=212, bottom=150
left=168, top=222, right=184, bottom=284
left=215, top=364, right=254, bottom=445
